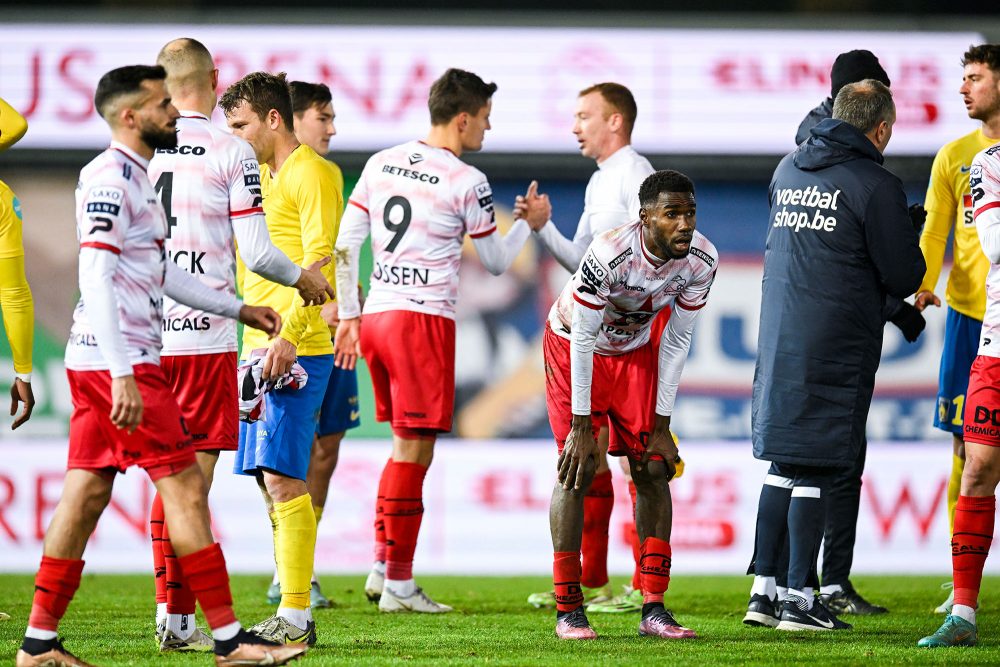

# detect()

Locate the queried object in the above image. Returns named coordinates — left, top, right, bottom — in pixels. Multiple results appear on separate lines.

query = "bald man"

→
left=147, top=37, right=332, bottom=652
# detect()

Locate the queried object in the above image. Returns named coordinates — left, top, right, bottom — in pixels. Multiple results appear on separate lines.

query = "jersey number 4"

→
left=153, top=171, right=179, bottom=239
left=383, top=195, right=411, bottom=253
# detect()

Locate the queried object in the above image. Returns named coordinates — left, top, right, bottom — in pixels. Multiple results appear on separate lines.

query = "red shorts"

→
left=964, top=355, right=1000, bottom=446
left=67, top=363, right=195, bottom=481
left=543, top=326, right=657, bottom=461
left=361, top=310, right=456, bottom=434
left=161, top=352, right=238, bottom=451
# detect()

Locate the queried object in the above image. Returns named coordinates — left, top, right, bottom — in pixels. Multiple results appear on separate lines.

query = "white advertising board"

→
left=0, top=25, right=983, bottom=155
left=0, top=440, right=972, bottom=575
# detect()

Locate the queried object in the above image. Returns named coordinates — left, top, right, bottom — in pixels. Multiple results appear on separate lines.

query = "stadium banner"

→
left=0, top=439, right=973, bottom=575
left=0, top=24, right=983, bottom=155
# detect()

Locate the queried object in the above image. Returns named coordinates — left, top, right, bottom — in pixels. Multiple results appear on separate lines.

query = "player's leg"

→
left=744, top=460, right=794, bottom=628
left=366, top=457, right=393, bottom=602
left=775, top=465, right=850, bottom=632
left=819, top=437, right=887, bottom=615
left=588, top=454, right=645, bottom=614
left=934, top=308, right=981, bottom=613
left=17, top=468, right=113, bottom=667
left=245, top=354, right=333, bottom=643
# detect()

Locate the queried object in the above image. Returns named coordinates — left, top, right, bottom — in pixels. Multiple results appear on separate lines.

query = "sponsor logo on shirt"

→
left=408, top=152, right=424, bottom=165
left=155, top=145, right=207, bottom=156
left=689, top=246, right=715, bottom=267
left=577, top=252, right=607, bottom=296
left=382, top=164, right=441, bottom=184
left=608, top=247, right=633, bottom=270
left=242, top=159, right=261, bottom=187
left=86, top=186, right=124, bottom=216
left=163, top=316, right=211, bottom=332
left=987, top=145, right=1000, bottom=156
left=960, top=164, right=972, bottom=173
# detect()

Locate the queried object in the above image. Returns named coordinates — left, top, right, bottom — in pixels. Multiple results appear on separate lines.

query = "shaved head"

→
left=156, top=38, right=215, bottom=95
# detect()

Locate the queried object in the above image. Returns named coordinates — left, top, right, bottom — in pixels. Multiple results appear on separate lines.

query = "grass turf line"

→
left=0, top=574, right=998, bottom=665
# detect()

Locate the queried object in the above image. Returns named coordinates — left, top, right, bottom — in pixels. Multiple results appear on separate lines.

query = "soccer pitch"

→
left=1, top=575, right=999, bottom=665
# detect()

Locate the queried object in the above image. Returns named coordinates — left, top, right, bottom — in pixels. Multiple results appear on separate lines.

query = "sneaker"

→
left=743, top=594, right=780, bottom=628
left=917, top=614, right=978, bottom=648
left=310, top=580, right=333, bottom=609
left=555, top=607, right=598, bottom=640
left=775, top=597, right=852, bottom=631
left=935, top=582, right=955, bottom=614
left=820, top=581, right=887, bottom=615
left=379, top=585, right=453, bottom=613
left=364, top=568, right=385, bottom=603
left=248, top=615, right=317, bottom=646
left=527, top=583, right=614, bottom=609
left=155, top=617, right=166, bottom=645
left=588, top=586, right=644, bottom=613
left=215, top=629, right=308, bottom=666
left=266, top=581, right=281, bottom=605
left=16, top=638, right=95, bottom=667
left=638, top=606, right=697, bottom=639
left=160, top=627, right=214, bottom=652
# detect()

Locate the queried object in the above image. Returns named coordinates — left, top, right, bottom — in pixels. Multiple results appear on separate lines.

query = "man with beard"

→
left=15, top=65, right=306, bottom=667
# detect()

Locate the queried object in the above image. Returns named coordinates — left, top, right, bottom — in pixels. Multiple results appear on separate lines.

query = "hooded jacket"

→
left=751, top=118, right=925, bottom=467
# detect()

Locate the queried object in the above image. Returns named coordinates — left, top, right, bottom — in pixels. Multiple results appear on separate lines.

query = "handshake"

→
left=512, top=180, right=554, bottom=231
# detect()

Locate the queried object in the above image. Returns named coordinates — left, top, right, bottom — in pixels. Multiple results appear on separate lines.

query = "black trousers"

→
left=818, top=438, right=867, bottom=587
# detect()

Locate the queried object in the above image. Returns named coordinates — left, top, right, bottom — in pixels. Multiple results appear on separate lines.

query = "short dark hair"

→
left=288, top=81, right=333, bottom=116
left=94, top=65, right=166, bottom=121
left=639, top=170, right=695, bottom=208
left=219, top=71, right=294, bottom=130
left=428, top=68, right=497, bottom=126
left=963, top=44, right=1000, bottom=74
left=833, top=79, right=895, bottom=134
left=579, top=82, right=638, bottom=138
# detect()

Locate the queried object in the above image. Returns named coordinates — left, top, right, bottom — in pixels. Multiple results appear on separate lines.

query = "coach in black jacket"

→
left=742, top=80, right=925, bottom=632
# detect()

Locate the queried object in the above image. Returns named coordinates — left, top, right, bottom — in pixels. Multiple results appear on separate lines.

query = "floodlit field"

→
left=2, top=575, right=1000, bottom=664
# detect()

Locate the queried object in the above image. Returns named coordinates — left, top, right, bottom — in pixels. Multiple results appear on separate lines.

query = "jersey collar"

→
left=597, top=145, right=635, bottom=171
left=110, top=140, right=149, bottom=172
left=179, top=110, right=210, bottom=121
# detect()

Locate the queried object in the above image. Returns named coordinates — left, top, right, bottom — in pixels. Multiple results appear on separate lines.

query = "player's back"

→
left=354, top=140, right=496, bottom=319
left=149, top=113, right=260, bottom=354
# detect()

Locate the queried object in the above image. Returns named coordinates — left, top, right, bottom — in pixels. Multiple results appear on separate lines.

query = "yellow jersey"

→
left=241, top=145, right=341, bottom=357
left=0, top=97, right=28, bottom=152
left=0, top=179, right=33, bottom=374
left=920, top=128, right=999, bottom=320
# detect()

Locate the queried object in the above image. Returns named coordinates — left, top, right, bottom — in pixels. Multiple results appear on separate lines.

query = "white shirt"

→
left=536, top=145, right=655, bottom=271
left=335, top=140, right=527, bottom=320
left=547, top=220, right=717, bottom=415
left=972, top=144, right=1000, bottom=358
left=148, top=112, right=300, bottom=355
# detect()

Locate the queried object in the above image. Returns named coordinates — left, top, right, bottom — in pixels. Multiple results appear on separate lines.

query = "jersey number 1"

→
left=154, top=171, right=179, bottom=239
left=383, top=196, right=412, bottom=253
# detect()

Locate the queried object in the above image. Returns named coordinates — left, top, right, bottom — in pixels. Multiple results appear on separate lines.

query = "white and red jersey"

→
left=347, top=140, right=497, bottom=319
left=972, top=143, right=1000, bottom=359
left=148, top=112, right=264, bottom=355
left=548, top=220, right=718, bottom=355
left=66, top=142, right=167, bottom=371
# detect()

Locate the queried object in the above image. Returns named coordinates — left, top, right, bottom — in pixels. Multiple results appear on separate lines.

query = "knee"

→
left=632, top=460, right=669, bottom=491
left=962, top=453, right=1000, bottom=491
left=80, top=484, right=113, bottom=521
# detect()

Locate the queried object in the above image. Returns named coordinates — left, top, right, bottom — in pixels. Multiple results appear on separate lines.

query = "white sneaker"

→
left=159, top=628, right=214, bottom=652
left=364, top=568, right=385, bottom=603
left=935, top=583, right=955, bottom=614
left=378, top=585, right=453, bottom=613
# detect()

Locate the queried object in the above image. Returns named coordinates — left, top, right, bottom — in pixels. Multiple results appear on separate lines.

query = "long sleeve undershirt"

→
left=233, top=213, right=302, bottom=287
left=0, top=256, right=32, bottom=377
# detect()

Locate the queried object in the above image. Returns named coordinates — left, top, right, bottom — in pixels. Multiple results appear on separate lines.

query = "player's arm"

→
left=972, top=156, right=1000, bottom=262
left=0, top=255, right=34, bottom=429
left=0, top=97, right=28, bottom=152
left=865, top=177, right=927, bottom=299
left=163, top=261, right=280, bottom=337
left=463, top=177, right=534, bottom=275
left=915, top=150, right=955, bottom=310
left=332, top=198, right=370, bottom=370
left=534, top=211, right=592, bottom=273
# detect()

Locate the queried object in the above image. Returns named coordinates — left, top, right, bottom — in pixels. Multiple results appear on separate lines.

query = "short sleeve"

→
left=676, top=245, right=718, bottom=311
left=229, top=140, right=265, bottom=220
left=461, top=169, right=497, bottom=239
left=569, top=246, right=614, bottom=311
left=78, top=180, right=129, bottom=253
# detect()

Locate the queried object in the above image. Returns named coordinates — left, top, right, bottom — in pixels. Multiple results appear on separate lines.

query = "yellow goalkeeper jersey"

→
left=241, top=145, right=341, bottom=357
left=920, top=128, right=999, bottom=321
left=0, top=179, right=33, bottom=373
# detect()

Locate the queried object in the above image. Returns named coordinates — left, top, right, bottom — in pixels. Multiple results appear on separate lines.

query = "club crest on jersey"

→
left=408, top=152, right=424, bottom=165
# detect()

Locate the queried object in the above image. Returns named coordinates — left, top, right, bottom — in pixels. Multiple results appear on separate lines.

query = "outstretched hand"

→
left=513, top=180, right=552, bottom=231
left=296, top=257, right=336, bottom=306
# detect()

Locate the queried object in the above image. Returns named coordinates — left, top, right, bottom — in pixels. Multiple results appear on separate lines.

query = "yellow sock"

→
left=948, top=453, right=964, bottom=536
left=274, top=494, right=316, bottom=610
left=313, top=505, right=324, bottom=525
left=269, top=510, right=279, bottom=563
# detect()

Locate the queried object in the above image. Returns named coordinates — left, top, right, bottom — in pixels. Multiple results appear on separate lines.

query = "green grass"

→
left=1, top=574, right=999, bottom=665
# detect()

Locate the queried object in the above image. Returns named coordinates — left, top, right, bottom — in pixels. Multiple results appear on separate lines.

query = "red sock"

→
left=151, top=493, right=167, bottom=605
left=581, top=470, right=614, bottom=588
left=374, top=458, right=392, bottom=563
left=953, top=494, right=995, bottom=608
left=162, top=520, right=197, bottom=615
left=628, top=481, right=641, bottom=591
left=639, top=537, right=672, bottom=604
left=384, top=461, right=428, bottom=580
left=553, top=551, right=583, bottom=613
left=176, top=543, right=237, bottom=630
left=28, top=556, right=85, bottom=631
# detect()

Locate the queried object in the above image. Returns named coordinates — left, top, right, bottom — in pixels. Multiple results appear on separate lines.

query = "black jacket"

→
left=795, top=98, right=833, bottom=146
left=751, top=119, right=925, bottom=468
